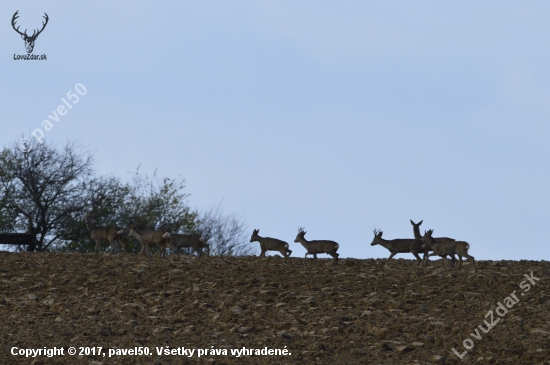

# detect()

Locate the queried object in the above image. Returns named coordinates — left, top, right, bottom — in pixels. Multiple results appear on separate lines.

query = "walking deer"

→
left=422, top=229, right=476, bottom=271
left=370, top=229, right=423, bottom=265
left=410, top=219, right=456, bottom=266
left=294, top=227, right=339, bottom=264
left=250, top=229, right=292, bottom=262
left=85, top=212, right=125, bottom=254
left=127, top=223, right=169, bottom=257
left=162, top=232, right=210, bottom=259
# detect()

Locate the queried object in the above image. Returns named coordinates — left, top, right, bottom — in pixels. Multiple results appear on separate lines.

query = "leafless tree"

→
left=0, top=140, right=250, bottom=255
left=195, top=203, right=254, bottom=256
left=0, top=140, right=95, bottom=251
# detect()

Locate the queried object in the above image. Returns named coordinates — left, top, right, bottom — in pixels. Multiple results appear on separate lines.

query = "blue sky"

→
left=2, top=1, right=549, bottom=260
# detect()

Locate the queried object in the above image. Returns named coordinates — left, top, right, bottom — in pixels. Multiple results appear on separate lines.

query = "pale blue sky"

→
left=2, top=2, right=549, bottom=260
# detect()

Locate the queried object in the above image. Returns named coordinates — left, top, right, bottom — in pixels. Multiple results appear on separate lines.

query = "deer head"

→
left=84, top=211, right=94, bottom=227
left=294, top=227, right=307, bottom=242
left=250, top=229, right=260, bottom=242
left=370, top=229, right=383, bottom=245
left=12, top=11, right=49, bottom=54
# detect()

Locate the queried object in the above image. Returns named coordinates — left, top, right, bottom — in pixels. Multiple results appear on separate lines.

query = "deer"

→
left=162, top=232, right=210, bottom=259
left=85, top=212, right=125, bottom=254
left=250, top=229, right=292, bottom=262
left=370, top=229, right=424, bottom=265
left=11, top=11, right=49, bottom=53
left=422, top=229, right=476, bottom=271
left=410, top=219, right=457, bottom=267
left=294, top=227, right=339, bottom=264
left=127, top=223, right=169, bottom=257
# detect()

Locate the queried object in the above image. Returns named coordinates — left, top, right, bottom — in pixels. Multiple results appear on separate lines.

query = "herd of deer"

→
left=84, top=213, right=209, bottom=260
left=84, top=213, right=475, bottom=271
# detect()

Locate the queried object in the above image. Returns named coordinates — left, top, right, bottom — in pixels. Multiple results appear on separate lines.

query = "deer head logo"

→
left=12, top=11, right=49, bottom=54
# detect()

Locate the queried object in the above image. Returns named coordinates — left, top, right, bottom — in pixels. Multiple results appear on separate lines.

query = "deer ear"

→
left=419, top=220, right=423, bottom=225
left=410, top=219, right=414, bottom=225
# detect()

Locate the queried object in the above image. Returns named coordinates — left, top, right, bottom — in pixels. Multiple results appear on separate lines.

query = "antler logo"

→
left=11, top=10, right=49, bottom=54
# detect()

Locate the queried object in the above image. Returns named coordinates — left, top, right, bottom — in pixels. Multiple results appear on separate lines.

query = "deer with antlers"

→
left=85, top=212, right=125, bottom=254
left=294, top=227, right=339, bottom=264
left=11, top=11, right=49, bottom=54
left=370, top=229, right=424, bottom=265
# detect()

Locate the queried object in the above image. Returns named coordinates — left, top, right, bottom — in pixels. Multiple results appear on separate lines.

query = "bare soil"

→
left=1, top=252, right=549, bottom=364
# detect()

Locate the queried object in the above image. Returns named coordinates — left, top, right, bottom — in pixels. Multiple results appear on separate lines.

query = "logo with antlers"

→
left=11, top=10, right=49, bottom=54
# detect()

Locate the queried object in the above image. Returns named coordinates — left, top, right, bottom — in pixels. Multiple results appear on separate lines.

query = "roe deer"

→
left=370, top=229, right=423, bottom=265
left=162, top=232, right=210, bottom=259
left=410, top=219, right=456, bottom=266
left=294, top=227, right=339, bottom=264
left=85, top=212, right=125, bottom=254
left=250, top=229, right=292, bottom=262
left=127, top=223, right=169, bottom=257
left=422, top=229, right=476, bottom=271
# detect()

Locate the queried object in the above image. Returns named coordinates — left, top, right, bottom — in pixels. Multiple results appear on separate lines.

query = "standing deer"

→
left=370, top=229, right=423, bottom=265
left=422, top=229, right=476, bottom=271
left=250, top=229, right=292, bottom=262
left=294, top=227, right=339, bottom=264
left=85, top=212, right=125, bottom=254
left=410, top=219, right=457, bottom=266
left=127, top=223, right=169, bottom=257
left=162, top=232, right=210, bottom=259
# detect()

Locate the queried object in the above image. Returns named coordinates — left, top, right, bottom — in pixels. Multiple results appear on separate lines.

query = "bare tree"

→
left=195, top=203, right=254, bottom=256
left=0, top=140, right=95, bottom=251
left=119, top=167, right=198, bottom=253
left=0, top=140, right=250, bottom=255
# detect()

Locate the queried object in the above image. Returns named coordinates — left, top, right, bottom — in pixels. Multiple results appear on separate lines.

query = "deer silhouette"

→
left=12, top=11, right=49, bottom=54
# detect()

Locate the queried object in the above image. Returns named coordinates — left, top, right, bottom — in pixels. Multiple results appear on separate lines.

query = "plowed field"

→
left=1, top=252, right=549, bottom=364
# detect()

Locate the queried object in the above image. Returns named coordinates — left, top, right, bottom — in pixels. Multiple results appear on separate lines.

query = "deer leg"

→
left=138, top=241, right=146, bottom=255
left=425, top=252, right=438, bottom=266
left=386, top=252, right=397, bottom=265
left=452, top=254, right=460, bottom=267
left=455, top=255, right=463, bottom=270
left=464, top=254, right=475, bottom=271
left=411, top=251, right=422, bottom=266
left=160, top=246, right=167, bottom=259
left=258, top=249, right=266, bottom=261
left=442, top=256, right=450, bottom=271
left=119, top=239, right=126, bottom=254
left=422, top=247, right=431, bottom=267
left=108, top=239, right=116, bottom=255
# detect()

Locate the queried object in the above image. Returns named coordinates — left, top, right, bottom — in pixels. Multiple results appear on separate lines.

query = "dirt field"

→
left=1, top=252, right=549, bottom=364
